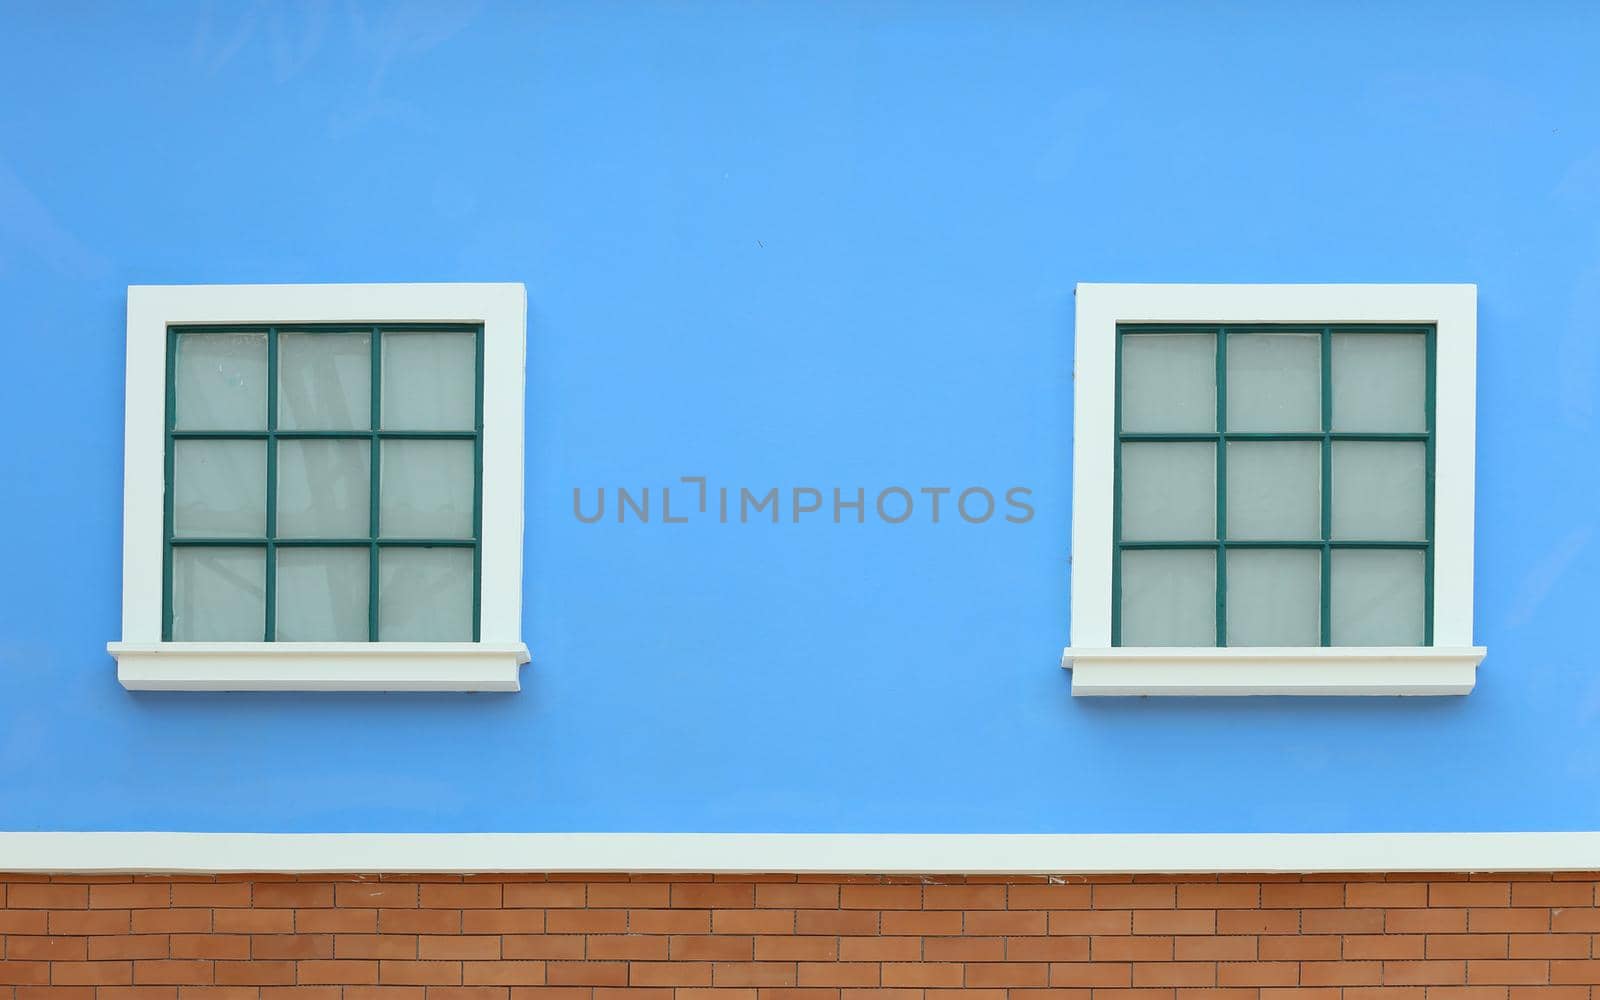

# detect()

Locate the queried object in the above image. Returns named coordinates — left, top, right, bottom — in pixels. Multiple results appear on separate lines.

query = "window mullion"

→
left=1111, top=331, right=1124, bottom=646
left=369, top=327, right=382, bottom=643
left=1424, top=326, right=1437, bottom=645
left=264, top=327, right=279, bottom=642
left=1320, top=326, right=1333, bottom=647
left=472, top=324, right=485, bottom=643
left=1215, top=326, right=1227, bottom=648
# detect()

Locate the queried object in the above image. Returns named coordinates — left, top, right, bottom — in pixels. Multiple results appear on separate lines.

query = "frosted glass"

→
left=1332, top=441, right=1425, bottom=540
left=1121, top=442, right=1215, bottom=541
left=1121, top=333, right=1215, bottom=432
left=380, top=440, right=475, bottom=539
left=173, top=440, right=266, bottom=538
left=1331, top=549, right=1425, bottom=646
left=379, top=547, right=473, bottom=641
left=1226, top=333, right=1321, bottom=431
left=279, top=332, right=371, bottom=430
left=174, top=332, right=267, bottom=430
left=381, top=331, right=476, bottom=430
left=275, top=548, right=369, bottom=641
left=277, top=440, right=370, bottom=539
left=1120, top=549, right=1215, bottom=646
left=1226, top=549, right=1320, bottom=646
left=1332, top=332, right=1426, bottom=431
left=171, top=547, right=265, bottom=641
left=1226, top=441, right=1320, bottom=540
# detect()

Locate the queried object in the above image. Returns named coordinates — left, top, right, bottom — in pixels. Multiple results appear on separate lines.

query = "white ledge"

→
left=0, top=831, right=1596, bottom=874
left=1061, top=646, right=1485, bottom=697
left=108, top=642, right=531, bottom=692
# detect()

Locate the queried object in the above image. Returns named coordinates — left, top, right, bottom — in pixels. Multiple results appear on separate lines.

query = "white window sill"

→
left=107, top=642, right=531, bottom=692
left=1061, top=646, right=1485, bottom=697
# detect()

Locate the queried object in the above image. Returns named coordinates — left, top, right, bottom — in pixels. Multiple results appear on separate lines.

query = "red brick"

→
left=1259, top=936, right=1341, bottom=961
left=213, top=961, right=297, bottom=985
left=336, top=884, right=418, bottom=909
left=923, top=885, right=1005, bottom=909
left=1132, top=963, right=1214, bottom=988
left=1011, top=936, right=1092, bottom=962
left=1348, top=883, right=1431, bottom=908
left=623, top=909, right=702, bottom=934
left=1176, top=936, right=1257, bottom=962
left=840, top=886, right=920, bottom=910
left=1008, top=884, right=1092, bottom=909
left=1261, top=883, right=1345, bottom=909
left=418, top=935, right=500, bottom=960
left=1549, top=961, right=1600, bottom=985
left=379, top=909, right=462, bottom=935
left=1134, top=910, right=1217, bottom=935
left=420, top=885, right=503, bottom=909
left=1513, top=884, right=1595, bottom=908
left=132, top=961, right=212, bottom=985
left=752, top=884, right=837, bottom=909
left=502, top=936, right=586, bottom=961
left=1218, top=962, right=1301, bottom=987
left=169, top=935, right=249, bottom=960
left=1467, top=961, right=1552, bottom=985
left=796, top=962, right=878, bottom=988
left=9, top=886, right=89, bottom=910
left=1048, top=963, right=1131, bottom=988
left=1094, top=885, right=1176, bottom=910
left=170, top=885, right=250, bottom=908
left=378, top=961, right=463, bottom=986
left=1508, top=934, right=1588, bottom=959
left=90, top=886, right=172, bottom=910
left=1384, top=962, right=1469, bottom=986
left=212, top=909, right=293, bottom=934
left=674, top=936, right=754, bottom=961
left=922, top=935, right=1002, bottom=961
left=49, top=910, right=131, bottom=935
left=674, top=884, right=756, bottom=909
left=717, top=963, right=801, bottom=987
left=786, top=909, right=870, bottom=936
left=879, top=963, right=962, bottom=988
left=876, top=910, right=956, bottom=935
left=629, top=962, right=712, bottom=987
left=1176, top=885, right=1258, bottom=910
left=835, top=937, right=916, bottom=962
left=1433, top=885, right=1513, bottom=908
left=464, top=962, right=547, bottom=986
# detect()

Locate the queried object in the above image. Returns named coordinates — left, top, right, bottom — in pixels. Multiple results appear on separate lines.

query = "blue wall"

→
left=1, top=1, right=1598, bottom=834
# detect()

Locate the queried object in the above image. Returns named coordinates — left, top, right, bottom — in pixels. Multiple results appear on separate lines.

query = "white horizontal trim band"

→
left=108, top=642, right=531, bottom=692
left=1062, top=647, right=1486, bottom=697
left=0, top=832, right=1595, bottom=874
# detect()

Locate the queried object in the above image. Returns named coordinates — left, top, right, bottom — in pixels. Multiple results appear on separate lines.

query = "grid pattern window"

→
left=163, top=324, right=483, bottom=643
left=1112, top=324, right=1434, bottom=648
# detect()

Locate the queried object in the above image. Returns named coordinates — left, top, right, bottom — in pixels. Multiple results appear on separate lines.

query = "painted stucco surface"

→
left=0, top=2, right=1597, bottom=832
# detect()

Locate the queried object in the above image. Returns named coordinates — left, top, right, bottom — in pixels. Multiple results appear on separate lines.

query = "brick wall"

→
left=1, top=873, right=1598, bottom=1000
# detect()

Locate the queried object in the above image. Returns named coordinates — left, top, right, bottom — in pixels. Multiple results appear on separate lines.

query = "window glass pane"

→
left=381, top=331, right=476, bottom=430
left=1120, top=549, right=1215, bottom=646
left=1121, top=442, right=1215, bottom=541
left=1226, top=441, right=1320, bottom=540
left=1332, top=441, right=1425, bottom=540
left=173, top=440, right=266, bottom=538
left=1226, top=332, right=1320, bottom=432
left=277, top=440, right=370, bottom=538
left=174, top=332, right=267, bottom=430
left=1226, top=549, right=1320, bottom=646
left=275, top=548, right=369, bottom=641
left=171, top=547, right=265, bottom=641
left=1121, top=333, right=1215, bottom=432
left=1332, top=332, right=1426, bottom=431
left=379, top=547, right=473, bottom=641
left=279, top=332, right=371, bottom=431
left=1331, top=549, right=1425, bottom=645
left=380, top=440, right=474, bottom=539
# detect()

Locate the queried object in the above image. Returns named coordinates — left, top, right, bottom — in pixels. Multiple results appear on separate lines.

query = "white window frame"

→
left=1063, top=284, right=1485, bottom=697
left=107, top=283, right=530, bottom=692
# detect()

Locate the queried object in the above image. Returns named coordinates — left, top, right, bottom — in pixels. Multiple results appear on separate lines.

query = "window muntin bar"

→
left=1110, top=324, right=1436, bottom=647
left=162, top=324, right=485, bottom=642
